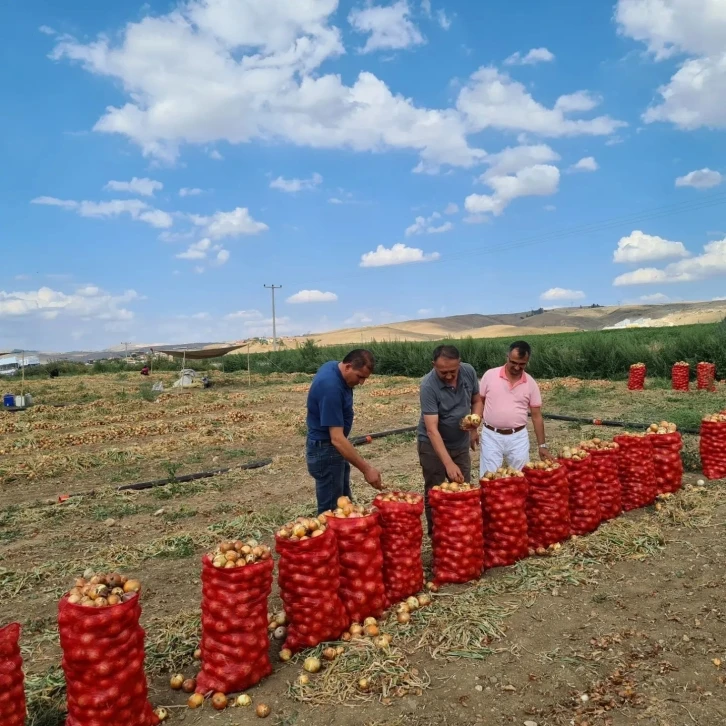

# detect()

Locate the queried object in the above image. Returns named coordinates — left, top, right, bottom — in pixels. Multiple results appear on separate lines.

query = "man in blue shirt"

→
left=306, top=349, right=383, bottom=513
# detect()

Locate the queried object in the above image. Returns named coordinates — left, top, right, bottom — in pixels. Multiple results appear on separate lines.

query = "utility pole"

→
left=122, top=341, right=130, bottom=362
left=264, top=285, right=282, bottom=351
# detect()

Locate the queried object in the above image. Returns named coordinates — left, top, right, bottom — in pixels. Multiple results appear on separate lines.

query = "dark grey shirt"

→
left=417, top=362, right=478, bottom=450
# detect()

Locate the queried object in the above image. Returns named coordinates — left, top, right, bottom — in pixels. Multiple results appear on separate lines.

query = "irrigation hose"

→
left=56, top=414, right=700, bottom=502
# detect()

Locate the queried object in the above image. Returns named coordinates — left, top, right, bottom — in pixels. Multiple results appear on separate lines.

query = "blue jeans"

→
left=306, top=439, right=351, bottom=514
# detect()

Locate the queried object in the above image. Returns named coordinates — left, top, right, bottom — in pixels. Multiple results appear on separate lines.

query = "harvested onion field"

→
left=2, top=371, right=726, bottom=726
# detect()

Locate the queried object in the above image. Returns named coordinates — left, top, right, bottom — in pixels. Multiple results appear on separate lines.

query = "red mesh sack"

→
left=0, top=623, right=25, bottom=726
left=671, top=362, right=690, bottom=391
left=429, top=486, right=484, bottom=584
left=627, top=363, right=646, bottom=391
left=697, top=362, right=716, bottom=391
left=275, top=526, right=348, bottom=653
left=58, top=592, right=158, bottom=726
left=613, top=434, right=657, bottom=510
left=588, top=446, right=622, bottom=521
left=197, top=556, right=273, bottom=694
left=700, top=417, right=726, bottom=480
left=559, top=455, right=600, bottom=536
left=479, top=475, right=528, bottom=568
left=372, top=493, right=424, bottom=603
left=525, top=463, right=570, bottom=549
left=649, top=432, right=683, bottom=494
left=326, top=512, right=387, bottom=622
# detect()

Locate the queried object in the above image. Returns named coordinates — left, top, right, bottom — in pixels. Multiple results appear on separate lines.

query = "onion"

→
left=397, top=611, right=411, bottom=625
left=211, top=692, right=227, bottom=711
left=279, top=648, right=292, bottom=662
left=425, top=581, right=439, bottom=593
left=169, top=674, right=184, bottom=691
left=349, top=623, right=364, bottom=637
left=154, top=707, right=169, bottom=722
left=273, top=626, right=287, bottom=640
left=123, top=579, right=141, bottom=593
left=405, top=596, right=420, bottom=611
left=274, top=611, right=287, bottom=626
left=187, top=693, right=204, bottom=709
left=298, top=674, right=310, bottom=686
left=416, top=593, right=432, bottom=607
left=65, top=572, right=141, bottom=608
left=303, top=657, right=322, bottom=673
left=209, top=539, right=271, bottom=566
left=363, top=617, right=378, bottom=627
left=256, top=703, right=271, bottom=718
left=193, top=647, right=202, bottom=660
left=181, top=678, right=196, bottom=693
left=236, top=694, right=252, bottom=707
left=363, top=623, right=379, bottom=637
left=322, top=647, right=337, bottom=661
left=358, top=678, right=371, bottom=692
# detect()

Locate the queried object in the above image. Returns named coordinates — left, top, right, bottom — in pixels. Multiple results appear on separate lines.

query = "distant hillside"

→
left=29, top=300, right=726, bottom=359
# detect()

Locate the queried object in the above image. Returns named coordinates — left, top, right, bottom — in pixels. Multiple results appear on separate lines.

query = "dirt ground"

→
left=1, top=371, right=725, bottom=726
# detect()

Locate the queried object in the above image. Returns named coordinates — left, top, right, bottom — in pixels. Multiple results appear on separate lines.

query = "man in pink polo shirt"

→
left=478, top=340, right=552, bottom=476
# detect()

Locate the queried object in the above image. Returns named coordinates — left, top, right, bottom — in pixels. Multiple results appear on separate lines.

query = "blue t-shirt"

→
left=306, top=361, right=354, bottom=442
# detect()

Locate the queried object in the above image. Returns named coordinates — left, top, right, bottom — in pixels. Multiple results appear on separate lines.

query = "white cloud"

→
left=192, top=207, right=268, bottom=239
left=482, top=144, right=560, bottom=177
left=443, top=202, right=459, bottom=215
left=616, top=1, right=726, bottom=130
left=466, top=164, right=560, bottom=217
left=360, top=243, right=440, bottom=267
left=179, top=187, right=205, bottom=197
left=49, top=0, right=484, bottom=172
left=209, top=150, right=224, bottom=160
left=613, top=238, right=726, bottom=285
left=421, top=0, right=432, bottom=16
left=105, top=177, right=162, bottom=196
left=436, top=9, right=452, bottom=30
left=457, top=67, right=625, bottom=137
left=570, top=156, right=599, bottom=172
left=286, top=289, right=338, bottom=304
left=214, top=249, right=230, bottom=266
left=613, top=230, right=690, bottom=263
left=31, top=196, right=173, bottom=228
left=0, top=285, right=138, bottom=321
left=554, top=91, right=600, bottom=114
left=349, top=1, right=425, bottom=53
left=39, top=25, right=56, bottom=36
left=640, top=293, right=670, bottom=303
left=345, top=312, right=374, bottom=325
left=675, top=168, right=723, bottom=189
left=176, top=238, right=212, bottom=260
left=270, top=172, right=323, bottom=193
left=540, top=287, right=586, bottom=301
left=504, top=47, right=555, bottom=66
left=417, top=308, right=433, bottom=315
left=643, top=54, right=726, bottom=129
left=615, top=0, right=726, bottom=60
left=225, top=309, right=264, bottom=321
left=405, top=211, right=453, bottom=236
left=544, top=204, right=556, bottom=212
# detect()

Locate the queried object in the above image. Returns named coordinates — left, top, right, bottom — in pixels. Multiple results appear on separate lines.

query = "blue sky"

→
left=1, top=0, right=725, bottom=351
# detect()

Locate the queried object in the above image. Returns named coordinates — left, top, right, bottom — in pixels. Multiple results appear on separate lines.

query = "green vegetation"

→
left=225, top=322, right=726, bottom=380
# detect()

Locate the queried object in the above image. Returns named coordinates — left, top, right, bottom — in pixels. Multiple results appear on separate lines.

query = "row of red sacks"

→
left=700, top=416, right=726, bottom=480
left=672, top=362, right=718, bottom=392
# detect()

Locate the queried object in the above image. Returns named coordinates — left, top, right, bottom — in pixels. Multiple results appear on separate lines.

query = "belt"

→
left=484, top=423, right=526, bottom=435
left=308, top=438, right=335, bottom=447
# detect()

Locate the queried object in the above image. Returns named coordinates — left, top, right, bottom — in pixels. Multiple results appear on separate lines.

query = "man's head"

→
left=340, top=349, right=375, bottom=387
left=432, top=345, right=461, bottom=384
left=506, top=340, right=531, bottom=378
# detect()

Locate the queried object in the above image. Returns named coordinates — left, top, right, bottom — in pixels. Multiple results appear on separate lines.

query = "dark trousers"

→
left=306, top=439, right=352, bottom=515
left=417, top=439, right=472, bottom=536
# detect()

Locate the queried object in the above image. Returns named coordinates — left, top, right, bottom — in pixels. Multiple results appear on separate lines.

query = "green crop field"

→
left=229, top=321, right=726, bottom=380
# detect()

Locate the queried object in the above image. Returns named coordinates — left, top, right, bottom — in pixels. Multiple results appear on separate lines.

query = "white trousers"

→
left=479, top=426, right=531, bottom=478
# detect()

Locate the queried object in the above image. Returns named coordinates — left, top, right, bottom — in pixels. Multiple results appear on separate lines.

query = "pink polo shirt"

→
left=479, top=366, right=542, bottom=429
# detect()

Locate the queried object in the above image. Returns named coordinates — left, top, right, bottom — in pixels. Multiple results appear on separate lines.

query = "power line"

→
left=263, top=285, right=282, bottom=351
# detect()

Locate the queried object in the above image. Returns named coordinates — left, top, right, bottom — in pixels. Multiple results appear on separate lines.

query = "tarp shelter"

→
left=173, top=369, right=199, bottom=388
left=155, top=344, right=244, bottom=360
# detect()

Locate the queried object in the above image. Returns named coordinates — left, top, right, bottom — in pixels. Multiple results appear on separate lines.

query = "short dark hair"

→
left=342, top=348, right=375, bottom=370
left=509, top=340, right=531, bottom=358
left=432, top=345, right=461, bottom=362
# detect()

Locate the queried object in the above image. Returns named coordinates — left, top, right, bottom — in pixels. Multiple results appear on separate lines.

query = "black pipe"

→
left=539, top=412, right=700, bottom=436
left=66, top=458, right=273, bottom=499
left=350, top=425, right=418, bottom=445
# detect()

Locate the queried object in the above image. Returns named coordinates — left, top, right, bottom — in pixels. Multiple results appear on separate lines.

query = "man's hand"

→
left=445, top=462, right=465, bottom=483
left=364, top=465, right=383, bottom=490
left=538, top=446, right=553, bottom=462
left=469, top=428, right=480, bottom=451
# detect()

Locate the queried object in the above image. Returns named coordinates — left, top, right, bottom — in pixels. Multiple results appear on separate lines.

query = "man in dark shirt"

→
left=417, top=345, right=483, bottom=534
left=306, top=349, right=383, bottom=513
